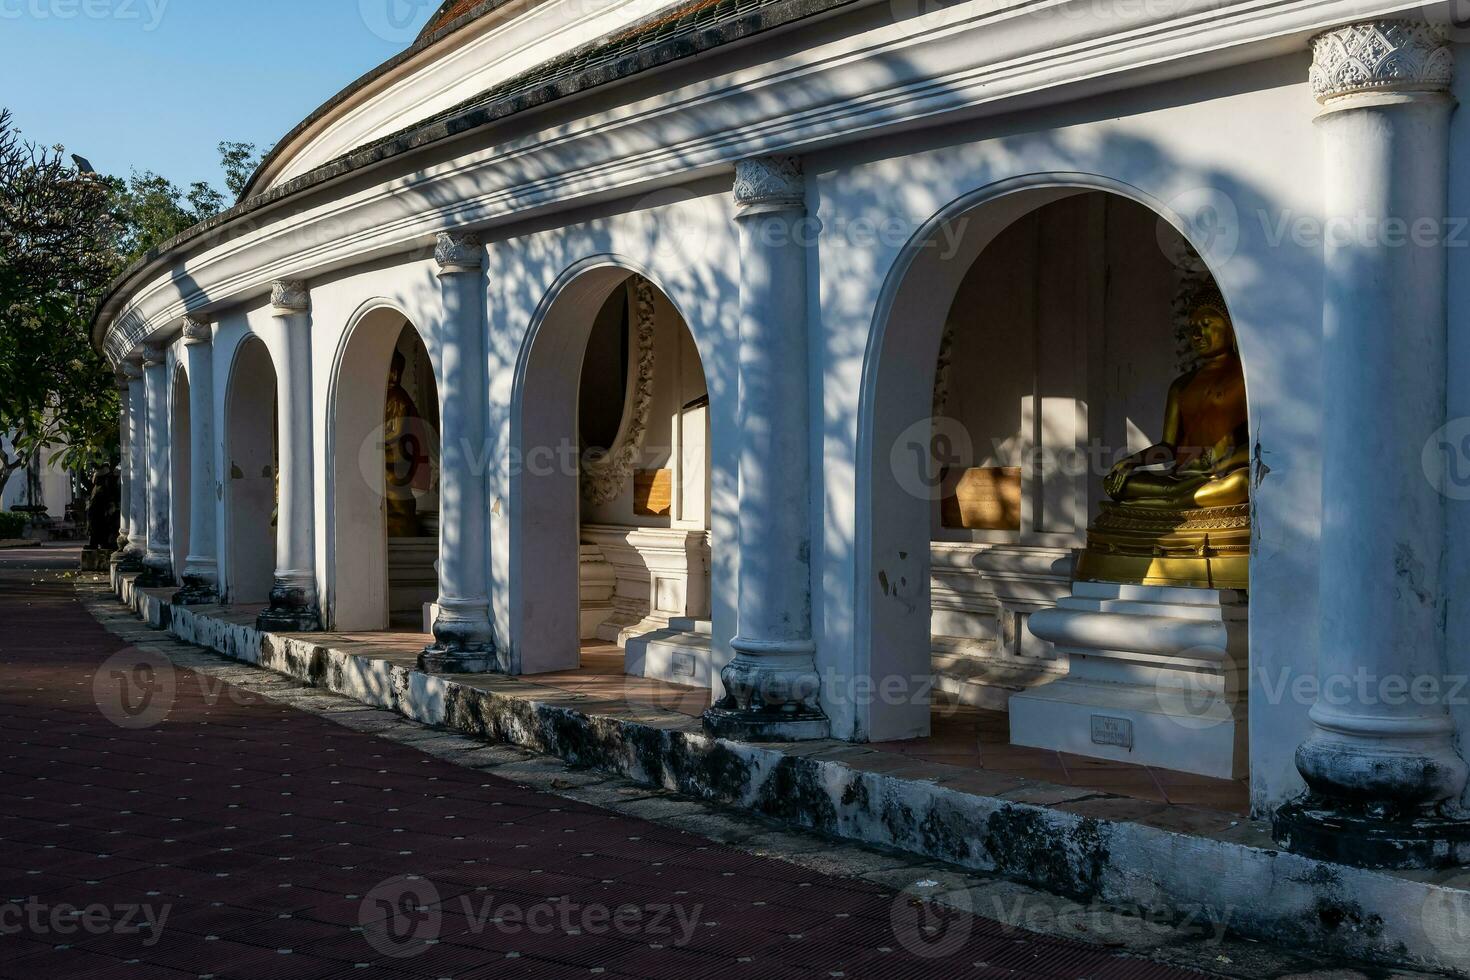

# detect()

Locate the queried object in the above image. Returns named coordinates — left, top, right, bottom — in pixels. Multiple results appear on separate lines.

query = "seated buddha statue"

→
left=1076, top=286, right=1251, bottom=590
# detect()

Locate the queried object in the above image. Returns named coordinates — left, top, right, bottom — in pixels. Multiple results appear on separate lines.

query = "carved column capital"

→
left=271, top=279, right=310, bottom=316
left=182, top=314, right=212, bottom=345
left=121, top=360, right=145, bottom=382
left=1310, top=20, right=1453, bottom=104
left=733, top=155, right=804, bottom=213
left=141, top=343, right=168, bottom=368
left=435, top=231, right=483, bottom=275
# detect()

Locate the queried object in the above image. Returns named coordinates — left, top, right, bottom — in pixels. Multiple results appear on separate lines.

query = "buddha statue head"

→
left=1184, top=285, right=1237, bottom=363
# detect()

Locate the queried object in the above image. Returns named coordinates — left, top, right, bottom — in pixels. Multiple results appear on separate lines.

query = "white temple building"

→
left=0, top=435, right=73, bottom=522
left=93, top=2, right=1470, bottom=970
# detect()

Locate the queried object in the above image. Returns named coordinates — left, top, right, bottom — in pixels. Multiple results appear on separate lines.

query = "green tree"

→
left=218, top=141, right=264, bottom=200
left=0, top=111, right=259, bottom=503
left=0, top=109, right=120, bottom=499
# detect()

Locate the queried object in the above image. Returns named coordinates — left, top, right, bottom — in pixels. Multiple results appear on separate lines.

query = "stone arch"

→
left=325, top=301, right=441, bottom=632
left=222, top=336, right=278, bottom=605
left=856, top=174, right=1256, bottom=745
left=509, top=256, right=714, bottom=677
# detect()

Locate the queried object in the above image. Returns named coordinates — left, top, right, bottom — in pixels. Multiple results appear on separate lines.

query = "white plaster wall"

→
left=812, top=55, right=1324, bottom=811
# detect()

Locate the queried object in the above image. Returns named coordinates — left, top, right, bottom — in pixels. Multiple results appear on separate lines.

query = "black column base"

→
left=1273, top=796, right=1470, bottom=870
left=112, top=552, right=144, bottom=573
left=256, top=580, right=321, bottom=633
left=171, top=579, right=219, bottom=606
left=418, top=645, right=497, bottom=674
left=135, top=563, right=174, bottom=589
left=703, top=702, right=830, bottom=742
left=256, top=608, right=322, bottom=632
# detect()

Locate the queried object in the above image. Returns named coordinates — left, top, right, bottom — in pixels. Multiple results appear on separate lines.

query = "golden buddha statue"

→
left=1076, top=286, right=1251, bottom=590
left=384, top=350, right=425, bottom=538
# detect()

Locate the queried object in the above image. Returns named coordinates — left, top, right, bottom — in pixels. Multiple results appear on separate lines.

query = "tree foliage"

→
left=0, top=108, right=120, bottom=495
left=108, top=142, right=262, bottom=265
left=218, top=141, right=263, bottom=200
left=0, top=110, right=262, bottom=500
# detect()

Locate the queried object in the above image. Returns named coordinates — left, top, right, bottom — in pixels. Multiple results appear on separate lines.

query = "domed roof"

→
left=416, top=0, right=486, bottom=43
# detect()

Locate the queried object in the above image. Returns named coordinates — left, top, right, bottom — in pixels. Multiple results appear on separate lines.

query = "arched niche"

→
left=327, top=305, right=440, bottom=632
left=512, top=262, right=713, bottom=680
left=223, top=337, right=278, bottom=605
left=858, top=179, right=1252, bottom=745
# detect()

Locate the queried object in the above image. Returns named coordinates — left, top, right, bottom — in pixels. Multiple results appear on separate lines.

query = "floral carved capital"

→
left=733, top=155, right=804, bottom=212
left=182, top=315, right=212, bottom=345
left=271, top=279, right=310, bottom=316
left=1310, top=20, right=1453, bottom=103
left=435, top=231, right=483, bottom=274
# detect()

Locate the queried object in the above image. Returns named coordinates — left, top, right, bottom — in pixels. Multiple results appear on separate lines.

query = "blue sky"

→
left=0, top=0, right=442, bottom=194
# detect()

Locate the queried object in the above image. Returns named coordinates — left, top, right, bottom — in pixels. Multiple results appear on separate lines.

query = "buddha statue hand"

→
left=1103, top=459, right=1134, bottom=499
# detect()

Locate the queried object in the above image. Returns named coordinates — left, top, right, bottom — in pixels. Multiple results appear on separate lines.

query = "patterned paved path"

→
left=0, top=549, right=1205, bottom=979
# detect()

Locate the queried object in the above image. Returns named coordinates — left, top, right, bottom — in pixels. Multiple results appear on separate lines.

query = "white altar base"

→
left=1010, top=582, right=1248, bottom=779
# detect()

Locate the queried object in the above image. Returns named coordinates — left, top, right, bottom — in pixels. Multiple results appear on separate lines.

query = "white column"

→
left=112, top=368, right=136, bottom=563
left=123, top=361, right=148, bottom=566
left=139, top=344, right=173, bottom=586
left=420, top=232, right=496, bottom=672
left=705, top=156, right=828, bottom=741
left=256, top=280, right=321, bottom=632
left=174, top=315, right=219, bottom=604
left=1277, top=20, right=1470, bottom=869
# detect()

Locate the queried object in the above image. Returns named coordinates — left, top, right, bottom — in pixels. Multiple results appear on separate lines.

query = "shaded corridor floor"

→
left=0, top=554, right=1210, bottom=979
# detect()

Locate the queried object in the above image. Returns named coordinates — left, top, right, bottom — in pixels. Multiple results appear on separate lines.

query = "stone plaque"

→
left=635, top=469, right=673, bottom=516
left=672, top=652, right=697, bottom=678
left=941, top=466, right=1021, bottom=531
left=1090, top=714, right=1134, bottom=750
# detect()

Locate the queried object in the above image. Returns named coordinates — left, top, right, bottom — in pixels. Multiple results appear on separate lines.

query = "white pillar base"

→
left=1010, top=582, right=1248, bottom=779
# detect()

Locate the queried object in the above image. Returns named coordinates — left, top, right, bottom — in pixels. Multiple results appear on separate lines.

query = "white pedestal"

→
left=1009, top=582, right=1248, bottom=779
left=580, top=524, right=711, bottom=645
left=625, top=617, right=714, bottom=687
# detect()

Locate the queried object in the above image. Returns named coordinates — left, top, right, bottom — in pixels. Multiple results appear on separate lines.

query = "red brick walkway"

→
left=0, top=552, right=1204, bottom=980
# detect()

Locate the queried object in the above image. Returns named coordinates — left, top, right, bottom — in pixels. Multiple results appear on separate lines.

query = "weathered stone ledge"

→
left=108, top=568, right=1470, bottom=977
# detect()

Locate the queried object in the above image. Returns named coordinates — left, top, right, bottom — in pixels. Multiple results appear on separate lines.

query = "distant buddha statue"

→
left=1077, top=286, right=1251, bottom=589
left=384, top=350, right=425, bottom=537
